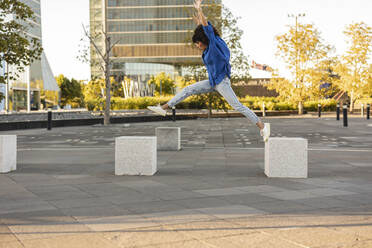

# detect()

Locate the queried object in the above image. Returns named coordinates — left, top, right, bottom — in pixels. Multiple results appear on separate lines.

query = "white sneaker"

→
left=260, top=123, right=270, bottom=142
left=147, top=105, right=167, bottom=117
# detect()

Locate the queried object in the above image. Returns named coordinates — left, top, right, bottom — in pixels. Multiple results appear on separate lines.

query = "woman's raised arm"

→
left=194, top=0, right=208, bottom=26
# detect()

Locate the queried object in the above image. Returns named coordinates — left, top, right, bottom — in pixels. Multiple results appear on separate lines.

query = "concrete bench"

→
left=115, top=136, right=157, bottom=176
left=265, top=137, right=308, bottom=178
left=0, top=135, right=17, bottom=173
left=155, top=127, right=181, bottom=151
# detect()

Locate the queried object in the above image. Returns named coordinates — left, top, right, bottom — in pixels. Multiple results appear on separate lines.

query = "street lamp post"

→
left=5, top=62, right=9, bottom=113
left=160, top=79, right=162, bottom=96
left=288, top=13, right=305, bottom=114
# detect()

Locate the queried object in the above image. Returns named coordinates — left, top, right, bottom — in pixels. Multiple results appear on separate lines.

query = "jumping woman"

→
left=148, top=0, right=270, bottom=142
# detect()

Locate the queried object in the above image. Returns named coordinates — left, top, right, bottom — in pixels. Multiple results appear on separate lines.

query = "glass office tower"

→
left=89, top=0, right=208, bottom=85
left=0, top=0, right=59, bottom=112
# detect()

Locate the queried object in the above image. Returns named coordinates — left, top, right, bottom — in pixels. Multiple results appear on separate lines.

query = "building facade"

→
left=89, top=0, right=219, bottom=88
left=0, top=0, right=59, bottom=112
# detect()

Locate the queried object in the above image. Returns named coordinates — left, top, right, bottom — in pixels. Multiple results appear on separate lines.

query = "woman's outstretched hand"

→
left=193, top=0, right=203, bottom=10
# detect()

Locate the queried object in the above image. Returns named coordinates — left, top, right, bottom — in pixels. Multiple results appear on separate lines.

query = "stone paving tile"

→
left=97, top=193, right=162, bottom=205
left=8, top=218, right=92, bottom=241
left=141, top=209, right=214, bottom=225
left=300, top=188, right=358, bottom=197
left=148, top=239, right=216, bottom=248
left=293, top=197, right=359, bottom=209
left=25, top=185, right=83, bottom=194
left=114, top=180, right=183, bottom=193
left=59, top=205, right=130, bottom=221
left=195, top=205, right=266, bottom=219
left=102, top=226, right=192, bottom=248
left=79, top=214, right=159, bottom=231
left=268, top=227, right=366, bottom=248
left=0, top=209, right=72, bottom=226
left=171, top=197, right=232, bottom=210
left=245, top=200, right=317, bottom=214
left=333, top=193, right=372, bottom=205
left=31, top=190, right=95, bottom=201
left=48, top=197, right=111, bottom=209
left=203, top=232, right=305, bottom=248
left=326, top=240, right=372, bottom=248
left=162, top=219, right=258, bottom=240
left=117, top=201, right=186, bottom=215
left=258, top=190, right=320, bottom=200
left=0, top=241, right=24, bottom=248
left=73, top=183, right=138, bottom=197
left=330, top=222, right=372, bottom=240
left=149, top=190, right=208, bottom=201
left=193, top=188, right=247, bottom=196
left=0, top=200, right=56, bottom=215
left=216, top=193, right=285, bottom=206
left=0, top=225, right=19, bottom=243
left=21, top=233, right=120, bottom=248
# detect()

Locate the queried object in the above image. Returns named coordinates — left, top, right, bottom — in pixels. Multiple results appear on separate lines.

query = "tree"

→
left=147, top=72, right=176, bottom=96
left=55, top=75, right=83, bottom=108
left=78, top=0, right=120, bottom=125
left=334, top=22, right=372, bottom=112
left=268, top=22, right=332, bottom=114
left=307, top=57, right=340, bottom=100
left=0, top=0, right=43, bottom=100
left=79, top=24, right=115, bottom=124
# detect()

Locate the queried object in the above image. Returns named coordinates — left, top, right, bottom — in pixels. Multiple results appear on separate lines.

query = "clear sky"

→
left=40, top=0, right=372, bottom=81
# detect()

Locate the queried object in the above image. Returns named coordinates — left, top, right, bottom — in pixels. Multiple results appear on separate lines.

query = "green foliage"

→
left=111, top=77, right=124, bottom=98
left=0, top=0, right=43, bottom=88
left=356, top=98, right=372, bottom=105
left=269, top=22, right=333, bottom=114
left=334, top=22, right=372, bottom=111
left=304, top=99, right=337, bottom=111
left=83, top=78, right=105, bottom=111
left=147, top=72, right=176, bottom=96
left=87, top=95, right=337, bottom=113
left=83, top=77, right=125, bottom=111
left=56, top=75, right=84, bottom=108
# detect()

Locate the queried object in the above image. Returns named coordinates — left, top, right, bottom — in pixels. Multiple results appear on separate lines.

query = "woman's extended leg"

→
left=163, top=79, right=214, bottom=109
left=215, top=77, right=261, bottom=125
left=215, top=77, right=270, bottom=141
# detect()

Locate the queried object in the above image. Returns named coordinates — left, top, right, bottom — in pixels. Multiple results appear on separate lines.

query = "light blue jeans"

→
left=167, top=77, right=261, bottom=124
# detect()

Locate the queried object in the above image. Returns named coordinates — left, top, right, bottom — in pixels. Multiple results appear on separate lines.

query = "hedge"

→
left=85, top=96, right=338, bottom=112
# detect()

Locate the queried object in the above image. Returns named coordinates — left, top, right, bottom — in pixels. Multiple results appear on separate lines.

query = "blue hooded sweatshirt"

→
left=202, top=22, right=231, bottom=87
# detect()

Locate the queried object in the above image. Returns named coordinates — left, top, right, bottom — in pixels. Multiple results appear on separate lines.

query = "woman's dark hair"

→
left=192, top=24, right=220, bottom=46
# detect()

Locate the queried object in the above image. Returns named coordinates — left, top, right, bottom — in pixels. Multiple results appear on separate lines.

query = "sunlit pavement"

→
left=1, top=117, right=371, bottom=247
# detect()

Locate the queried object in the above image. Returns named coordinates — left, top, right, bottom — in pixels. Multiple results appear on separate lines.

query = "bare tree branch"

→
left=82, top=24, right=105, bottom=60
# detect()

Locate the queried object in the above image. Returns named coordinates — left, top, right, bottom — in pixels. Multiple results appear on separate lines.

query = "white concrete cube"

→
left=115, top=136, right=157, bottom=176
left=265, top=137, right=308, bottom=178
left=0, top=135, right=17, bottom=173
left=155, top=127, right=181, bottom=151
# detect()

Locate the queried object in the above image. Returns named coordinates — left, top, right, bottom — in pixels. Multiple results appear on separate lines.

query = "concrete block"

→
left=115, top=136, right=157, bottom=176
left=0, top=135, right=17, bottom=173
left=265, top=137, right=307, bottom=178
left=155, top=127, right=181, bottom=151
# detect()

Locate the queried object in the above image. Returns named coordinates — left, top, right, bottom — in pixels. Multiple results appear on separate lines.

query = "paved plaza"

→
left=1, top=116, right=372, bottom=247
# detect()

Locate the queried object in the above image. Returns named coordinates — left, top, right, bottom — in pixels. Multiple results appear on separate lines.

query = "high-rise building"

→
left=89, top=0, right=212, bottom=86
left=0, top=0, right=59, bottom=112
